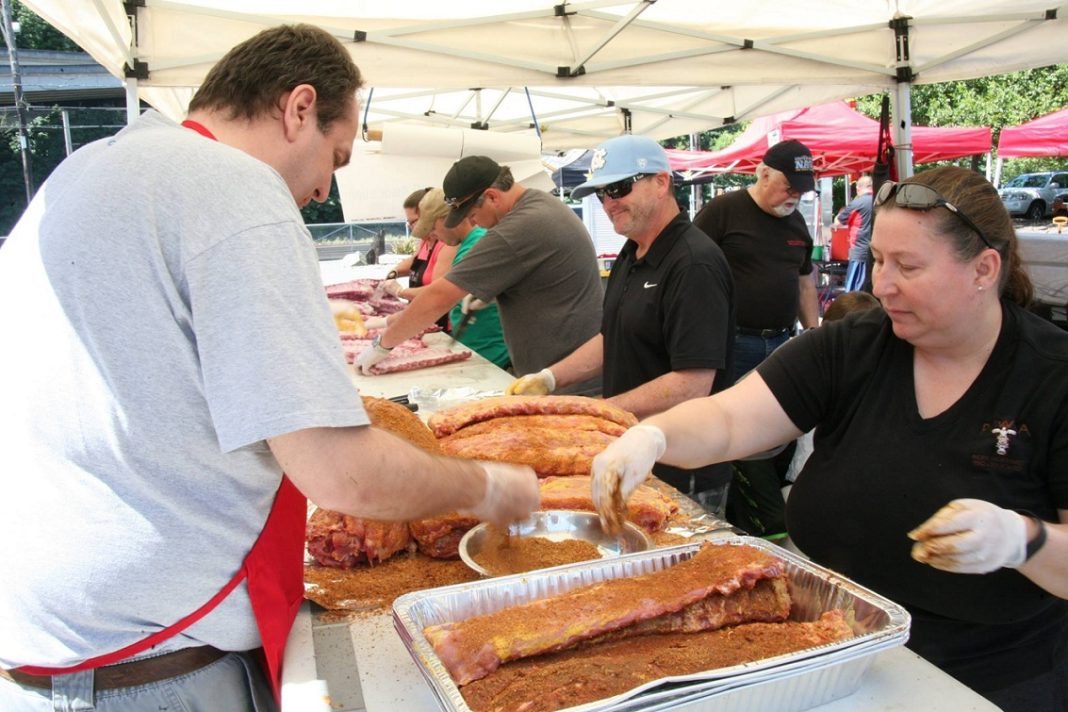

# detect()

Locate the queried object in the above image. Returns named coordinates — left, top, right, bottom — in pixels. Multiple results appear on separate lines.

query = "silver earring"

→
left=977, top=285, right=984, bottom=291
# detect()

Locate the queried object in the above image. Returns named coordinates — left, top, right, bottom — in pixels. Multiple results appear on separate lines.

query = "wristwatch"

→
left=1025, top=516, right=1048, bottom=561
left=371, top=334, right=393, bottom=353
left=386, top=270, right=398, bottom=280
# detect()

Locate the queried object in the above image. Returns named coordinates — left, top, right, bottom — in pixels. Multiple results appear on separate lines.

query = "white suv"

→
left=999, top=171, right=1068, bottom=220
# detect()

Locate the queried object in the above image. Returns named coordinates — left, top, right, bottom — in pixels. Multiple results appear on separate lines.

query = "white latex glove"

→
left=506, top=368, right=556, bottom=396
left=460, top=294, right=489, bottom=314
left=382, top=279, right=404, bottom=298
left=355, top=337, right=391, bottom=375
left=591, top=424, right=666, bottom=514
left=908, top=498, right=1028, bottom=574
left=363, top=316, right=388, bottom=330
left=459, top=461, right=540, bottom=527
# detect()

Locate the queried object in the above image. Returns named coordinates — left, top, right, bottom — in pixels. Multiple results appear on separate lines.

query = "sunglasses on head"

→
left=874, top=180, right=995, bottom=250
left=595, top=173, right=656, bottom=202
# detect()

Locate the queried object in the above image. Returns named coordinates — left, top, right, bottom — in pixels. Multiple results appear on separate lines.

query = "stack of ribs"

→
left=422, top=543, right=854, bottom=712
left=306, top=397, right=480, bottom=566
left=538, top=475, right=676, bottom=533
left=326, top=279, right=472, bottom=374
left=430, top=396, right=638, bottom=477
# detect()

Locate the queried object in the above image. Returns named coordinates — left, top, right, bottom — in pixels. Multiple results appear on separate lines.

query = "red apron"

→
left=18, top=475, right=307, bottom=705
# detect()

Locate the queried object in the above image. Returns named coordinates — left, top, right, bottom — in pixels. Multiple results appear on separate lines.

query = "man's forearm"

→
left=548, top=333, right=604, bottom=389
left=607, top=369, right=716, bottom=420
left=381, top=278, right=466, bottom=348
left=269, top=426, right=486, bottom=520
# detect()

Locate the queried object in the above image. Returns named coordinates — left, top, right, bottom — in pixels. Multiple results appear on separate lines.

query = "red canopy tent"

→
left=667, top=101, right=991, bottom=179
left=997, top=107, right=1068, bottom=157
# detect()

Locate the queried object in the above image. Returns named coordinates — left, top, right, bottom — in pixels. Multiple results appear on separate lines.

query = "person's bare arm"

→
left=268, top=426, right=538, bottom=524
left=546, top=333, right=605, bottom=389
left=392, top=254, right=415, bottom=277
left=379, top=277, right=467, bottom=348
left=798, top=270, right=820, bottom=329
left=645, top=372, right=803, bottom=469
left=607, top=369, right=716, bottom=420
left=269, top=427, right=484, bottom=519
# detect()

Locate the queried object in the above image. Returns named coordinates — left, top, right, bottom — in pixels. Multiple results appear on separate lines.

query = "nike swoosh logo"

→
left=644, top=282, right=658, bottom=288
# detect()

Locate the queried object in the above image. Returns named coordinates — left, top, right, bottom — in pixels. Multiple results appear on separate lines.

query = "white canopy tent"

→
left=20, top=0, right=1068, bottom=217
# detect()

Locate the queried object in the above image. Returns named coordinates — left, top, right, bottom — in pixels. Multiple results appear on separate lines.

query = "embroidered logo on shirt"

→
left=990, top=420, right=1018, bottom=456
left=971, top=419, right=1029, bottom=475
left=643, top=281, right=658, bottom=289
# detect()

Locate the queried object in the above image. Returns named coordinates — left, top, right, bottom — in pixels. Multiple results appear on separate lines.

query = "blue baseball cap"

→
left=570, top=135, right=672, bottom=200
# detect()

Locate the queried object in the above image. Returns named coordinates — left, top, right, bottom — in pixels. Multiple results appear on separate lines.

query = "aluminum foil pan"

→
left=392, top=537, right=910, bottom=712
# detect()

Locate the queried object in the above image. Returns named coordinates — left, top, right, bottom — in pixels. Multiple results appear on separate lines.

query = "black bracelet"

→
left=1025, top=517, right=1048, bottom=561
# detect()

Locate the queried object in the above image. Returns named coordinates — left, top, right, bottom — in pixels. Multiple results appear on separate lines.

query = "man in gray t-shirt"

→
left=357, top=157, right=603, bottom=394
left=0, top=25, right=537, bottom=710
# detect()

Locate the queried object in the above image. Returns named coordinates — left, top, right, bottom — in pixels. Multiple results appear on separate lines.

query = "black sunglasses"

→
left=595, top=173, right=656, bottom=202
left=874, top=181, right=995, bottom=250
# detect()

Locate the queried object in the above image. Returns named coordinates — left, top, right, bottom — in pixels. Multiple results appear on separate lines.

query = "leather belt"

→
left=0, top=646, right=228, bottom=691
left=736, top=326, right=791, bottom=338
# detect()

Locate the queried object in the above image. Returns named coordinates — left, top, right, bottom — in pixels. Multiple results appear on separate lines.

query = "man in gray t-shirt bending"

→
left=360, top=156, right=603, bottom=394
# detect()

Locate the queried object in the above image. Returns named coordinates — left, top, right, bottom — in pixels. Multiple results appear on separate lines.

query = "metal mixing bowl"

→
left=459, top=509, right=651, bottom=576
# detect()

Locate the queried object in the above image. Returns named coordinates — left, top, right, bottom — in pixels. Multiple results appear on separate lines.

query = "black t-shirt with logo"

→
left=603, top=214, right=735, bottom=487
left=759, top=303, right=1068, bottom=688
left=692, top=188, right=812, bottom=331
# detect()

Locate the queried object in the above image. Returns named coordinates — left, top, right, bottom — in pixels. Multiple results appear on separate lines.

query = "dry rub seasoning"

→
left=473, top=529, right=602, bottom=576
left=304, top=553, right=479, bottom=613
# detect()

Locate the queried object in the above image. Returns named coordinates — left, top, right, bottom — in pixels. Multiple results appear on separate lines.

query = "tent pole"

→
left=125, top=77, right=139, bottom=125
left=1, top=0, right=34, bottom=205
left=523, top=87, right=542, bottom=139
left=688, top=132, right=701, bottom=217
left=993, top=156, right=1004, bottom=188
left=61, top=109, right=73, bottom=156
left=890, top=15, right=914, bottom=179
left=891, top=82, right=913, bottom=179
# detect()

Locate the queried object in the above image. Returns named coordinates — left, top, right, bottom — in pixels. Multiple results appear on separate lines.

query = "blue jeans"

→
left=0, top=651, right=274, bottom=712
left=732, top=331, right=790, bottom=383
left=845, top=259, right=867, bottom=292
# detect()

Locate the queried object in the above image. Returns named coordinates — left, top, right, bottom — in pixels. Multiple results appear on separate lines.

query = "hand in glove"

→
left=363, top=316, right=388, bottom=331
left=908, top=498, right=1028, bottom=574
left=591, top=424, right=666, bottom=530
left=354, top=336, right=392, bottom=375
left=460, top=294, right=490, bottom=314
left=506, top=368, right=556, bottom=396
left=382, top=279, right=405, bottom=298
left=459, top=461, right=540, bottom=527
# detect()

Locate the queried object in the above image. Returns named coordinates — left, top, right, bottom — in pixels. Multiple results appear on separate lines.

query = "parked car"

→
left=999, top=171, right=1068, bottom=220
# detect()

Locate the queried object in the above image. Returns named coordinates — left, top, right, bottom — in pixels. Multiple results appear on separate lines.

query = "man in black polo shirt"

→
left=692, top=139, right=819, bottom=539
left=507, top=135, right=736, bottom=515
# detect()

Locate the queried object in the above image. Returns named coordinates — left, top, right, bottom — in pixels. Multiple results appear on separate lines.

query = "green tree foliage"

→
left=0, top=0, right=78, bottom=51
left=0, top=106, right=122, bottom=233
left=854, top=65, right=1068, bottom=179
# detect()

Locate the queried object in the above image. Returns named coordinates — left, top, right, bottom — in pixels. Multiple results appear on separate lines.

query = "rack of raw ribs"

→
left=326, top=278, right=472, bottom=375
